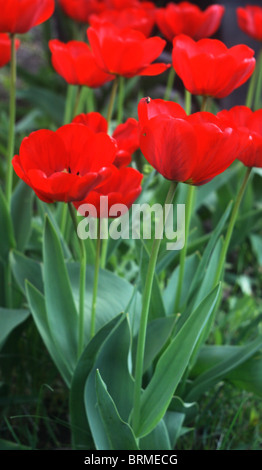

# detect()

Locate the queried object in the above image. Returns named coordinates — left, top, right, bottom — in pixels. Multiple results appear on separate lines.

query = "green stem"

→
left=107, top=77, right=119, bottom=125
left=117, top=75, right=125, bottom=124
left=132, top=181, right=178, bottom=436
left=100, top=218, right=108, bottom=269
left=246, top=49, right=262, bottom=109
left=72, top=85, right=82, bottom=118
left=254, top=50, right=262, bottom=110
left=5, top=33, right=17, bottom=207
left=90, top=220, right=101, bottom=338
left=174, top=184, right=195, bottom=312
left=213, top=166, right=252, bottom=287
left=164, top=67, right=176, bottom=101
left=185, top=89, right=192, bottom=115
left=63, top=84, right=75, bottom=125
left=68, top=203, right=87, bottom=357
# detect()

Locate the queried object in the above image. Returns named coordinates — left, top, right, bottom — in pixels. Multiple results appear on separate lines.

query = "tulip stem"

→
left=117, top=76, right=125, bottom=124
left=107, top=77, right=119, bottom=125
left=246, top=49, right=262, bottom=109
left=164, top=67, right=176, bottom=101
left=90, top=220, right=102, bottom=338
left=213, top=166, right=252, bottom=287
left=174, top=184, right=195, bottom=312
left=132, top=180, right=178, bottom=436
left=68, top=202, right=87, bottom=357
left=6, top=33, right=17, bottom=207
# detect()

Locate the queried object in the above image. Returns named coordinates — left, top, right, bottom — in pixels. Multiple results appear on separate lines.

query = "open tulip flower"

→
left=12, top=123, right=117, bottom=204
left=74, top=165, right=143, bottom=218
left=217, top=106, right=262, bottom=168
left=49, top=39, right=114, bottom=88
left=156, top=1, right=225, bottom=42
left=0, top=33, right=20, bottom=67
left=172, top=34, right=256, bottom=99
left=87, top=22, right=170, bottom=78
left=89, top=4, right=156, bottom=38
left=72, top=112, right=139, bottom=168
left=138, top=97, right=243, bottom=185
left=0, top=0, right=55, bottom=34
left=237, top=5, right=262, bottom=42
left=58, top=0, right=105, bottom=24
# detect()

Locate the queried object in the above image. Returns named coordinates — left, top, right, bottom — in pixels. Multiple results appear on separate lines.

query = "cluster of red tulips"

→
left=0, top=1, right=260, bottom=210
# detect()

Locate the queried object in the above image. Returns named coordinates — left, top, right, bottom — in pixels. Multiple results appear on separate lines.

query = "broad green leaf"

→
left=0, top=188, right=16, bottom=262
left=95, top=370, right=139, bottom=450
left=25, top=281, right=72, bottom=387
left=140, top=420, right=171, bottom=450
left=132, top=315, right=178, bottom=374
left=0, top=439, right=30, bottom=450
left=11, top=181, right=34, bottom=252
left=227, top=353, right=262, bottom=398
left=37, top=201, right=72, bottom=260
left=186, top=201, right=232, bottom=304
left=70, top=314, right=123, bottom=450
left=43, top=215, right=78, bottom=372
left=67, top=262, right=141, bottom=337
left=16, top=86, right=65, bottom=125
left=135, top=284, right=221, bottom=437
left=163, top=253, right=200, bottom=315
left=10, top=250, right=141, bottom=340
left=186, top=336, right=262, bottom=402
left=0, top=307, right=30, bottom=349
left=10, top=250, right=43, bottom=295
left=84, top=315, right=133, bottom=449
left=135, top=239, right=166, bottom=319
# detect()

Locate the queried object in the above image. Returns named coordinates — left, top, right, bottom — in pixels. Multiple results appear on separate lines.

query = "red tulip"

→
left=105, top=0, right=153, bottom=10
left=87, top=22, right=170, bottom=78
left=0, top=33, right=20, bottom=67
left=58, top=0, right=105, bottom=24
left=237, top=6, right=262, bottom=42
left=217, top=106, right=262, bottom=168
left=156, top=2, right=225, bottom=42
left=74, top=165, right=143, bottom=218
left=12, top=123, right=117, bottom=203
left=89, top=4, right=156, bottom=37
left=0, top=0, right=54, bottom=34
left=138, top=97, right=242, bottom=185
left=72, top=112, right=139, bottom=168
left=172, top=34, right=256, bottom=98
left=49, top=39, right=114, bottom=88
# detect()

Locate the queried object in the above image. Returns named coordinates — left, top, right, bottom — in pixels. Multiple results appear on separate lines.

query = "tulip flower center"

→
left=62, top=166, right=80, bottom=175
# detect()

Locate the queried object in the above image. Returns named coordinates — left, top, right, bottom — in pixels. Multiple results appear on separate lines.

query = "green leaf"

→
left=84, top=315, right=134, bottom=449
left=227, top=353, right=262, bottom=397
left=135, top=239, right=166, bottom=319
left=10, top=250, right=43, bottom=295
left=95, top=370, right=139, bottom=450
left=25, top=281, right=72, bottom=387
left=0, top=307, right=30, bottom=349
left=132, top=315, right=178, bottom=374
left=0, top=188, right=16, bottom=262
left=135, top=284, right=221, bottom=437
left=11, top=181, right=34, bottom=252
left=67, top=262, right=141, bottom=336
left=140, top=420, right=171, bottom=450
left=43, top=215, right=78, bottom=373
left=70, top=314, right=122, bottom=450
left=16, top=86, right=65, bottom=125
left=187, top=201, right=232, bottom=305
left=186, top=336, right=262, bottom=402
left=163, top=253, right=200, bottom=315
